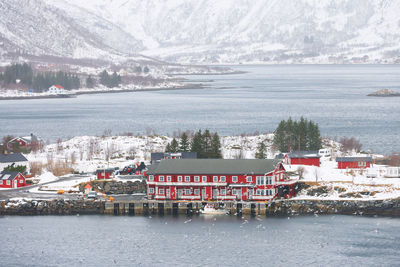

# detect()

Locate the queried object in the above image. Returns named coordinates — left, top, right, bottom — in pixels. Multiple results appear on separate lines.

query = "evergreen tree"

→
left=179, top=132, right=190, bottom=152
left=191, top=130, right=204, bottom=158
left=135, top=66, right=142, bottom=73
left=3, top=164, right=27, bottom=173
left=99, top=70, right=110, bottom=87
left=210, top=132, right=222, bottom=158
left=111, top=71, right=121, bottom=88
left=143, top=66, right=150, bottom=73
left=86, top=75, right=95, bottom=88
left=165, top=143, right=172, bottom=153
left=170, top=138, right=179, bottom=153
left=202, top=129, right=212, bottom=157
left=255, top=142, right=266, bottom=159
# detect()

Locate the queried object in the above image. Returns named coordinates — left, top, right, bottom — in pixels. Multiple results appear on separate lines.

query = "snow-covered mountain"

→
left=2, top=0, right=400, bottom=64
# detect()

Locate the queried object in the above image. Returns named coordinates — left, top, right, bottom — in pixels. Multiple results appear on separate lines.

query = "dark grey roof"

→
left=0, top=153, right=28, bottom=163
left=96, top=168, right=114, bottom=173
left=336, top=157, right=372, bottom=162
left=0, top=171, right=20, bottom=180
left=288, top=151, right=320, bottom=158
left=148, top=159, right=281, bottom=175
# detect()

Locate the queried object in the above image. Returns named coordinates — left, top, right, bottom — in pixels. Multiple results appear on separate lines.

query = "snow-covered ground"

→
left=23, top=133, right=400, bottom=200
left=26, top=134, right=278, bottom=173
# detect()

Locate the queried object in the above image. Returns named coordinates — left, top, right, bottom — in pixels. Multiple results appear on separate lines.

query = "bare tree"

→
left=339, top=137, right=362, bottom=153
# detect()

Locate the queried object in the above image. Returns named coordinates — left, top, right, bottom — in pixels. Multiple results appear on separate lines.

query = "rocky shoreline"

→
left=367, top=88, right=400, bottom=97
left=2, top=197, right=400, bottom=217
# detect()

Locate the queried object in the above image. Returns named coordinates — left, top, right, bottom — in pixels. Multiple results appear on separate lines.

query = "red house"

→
left=7, top=134, right=42, bottom=151
left=285, top=151, right=320, bottom=167
left=96, top=168, right=114, bottom=179
left=146, top=159, right=297, bottom=202
left=0, top=172, right=26, bottom=188
left=336, top=157, right=372, bottom=169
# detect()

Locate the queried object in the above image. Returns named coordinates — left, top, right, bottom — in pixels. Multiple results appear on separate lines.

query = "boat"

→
left=200, top=204, right=227, bottom=215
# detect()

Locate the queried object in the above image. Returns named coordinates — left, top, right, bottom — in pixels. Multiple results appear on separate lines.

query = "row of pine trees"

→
left=272, top=117, right=322, bottom=153
left=165, top=130, right=222, bottom=158
left=0, top=63, right=81, bottom=92
left=0, top=63, right=126, bottom=91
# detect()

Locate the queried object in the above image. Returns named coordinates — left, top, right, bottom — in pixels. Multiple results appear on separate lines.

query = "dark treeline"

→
left=0, top=63, right=80, bottom=92
left=99, top=70, right=122, bottom=88
left=165, top=129, right=222, bottom=158
left=33, top=71, right=80, bottom=91
left=273, top=117, right=322, bottom=152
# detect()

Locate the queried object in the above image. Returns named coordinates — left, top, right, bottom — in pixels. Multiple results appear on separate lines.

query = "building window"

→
left=149, top=175, right=154, bottom=181
left=194, top=176, right=200, bottom=182
left=159, top=176, right=164, bottom=182
left=213, top=176, right=218, bottom=182
left=159, top=188, right=164, bottom=194
left=246, top=176, right=252, bottom=183
left=220, top=176, right=226, bottom=182
left=178, top=176, right=183, bottom=182
left=256, top=189, right=261, bottom=195
left=185, top=189, right=191, bottom=195
left=185, top=176, right=190, bottom=182
left=194, top=189, right=200, bottom=195
left=220, top=189, right=226, bottom=195
left=202, top=176, right=207, bottom=182
left=7, top=180, right=10, bottom=185
left=232, top=176, right=238, bottom=183
left=167, top=176, right=172, bottom=182
left=149, top=188, right=154, bottom=194
left=359, top=161, right=366, bottom=167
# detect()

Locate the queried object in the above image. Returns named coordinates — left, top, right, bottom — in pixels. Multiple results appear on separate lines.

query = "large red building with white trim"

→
left=147, top=159, right=297, bottom=202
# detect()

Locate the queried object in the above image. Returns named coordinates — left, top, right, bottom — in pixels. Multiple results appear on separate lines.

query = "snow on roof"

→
left=0, top=172, right=21, bottom=180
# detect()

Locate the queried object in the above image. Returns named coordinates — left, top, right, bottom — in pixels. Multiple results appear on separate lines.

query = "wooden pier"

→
left=104, top=200, right=269, bottom=216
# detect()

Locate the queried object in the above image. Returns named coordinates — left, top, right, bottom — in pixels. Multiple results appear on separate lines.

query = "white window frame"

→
left=178, top=176, right=183, bottom=182
left=167, top=176, right=172, bottom=182
left=158, top=188, right=164, bottom=194
left=194, top=189, right=200, bottom=195
left=232, top=176, right=238, bottom=183
left=7, top=180, right=10, bottom=185
left=246, top=176, right=252, bottom=182
left=185, top=189, right=191, bottom=195
left=220, top=189, right=226, bottom=195
left=185, top=176, right=190, bottom=182
left=149, top=188, right=154, bottom=194
left=202, top=176, right=207, bottom=182
left=159, top=176, right=164, bottom=182
left=194, top=176, right=200, bottom=182
left=256, top=189, right=261, bottom=195
left=220, top=176, right=226, bottom=182
left=213, top=176, right=218, bottom=182
left=149, top=175, right=154, bottom=181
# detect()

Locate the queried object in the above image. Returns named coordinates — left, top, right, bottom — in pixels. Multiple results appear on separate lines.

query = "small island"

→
left=367, top=88, right=400, bottom=97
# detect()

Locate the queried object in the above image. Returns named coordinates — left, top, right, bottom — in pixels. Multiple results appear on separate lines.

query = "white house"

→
left=48, top=85, right=66, bottom=94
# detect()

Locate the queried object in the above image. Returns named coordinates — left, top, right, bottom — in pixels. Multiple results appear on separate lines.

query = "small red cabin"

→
left=336, top=157, right=372, bottom=169
left=0, top=172, right=26, bottom=188
left=285, top=151, right=320, bottom=167
left=96, top=169, right=114, bottom=179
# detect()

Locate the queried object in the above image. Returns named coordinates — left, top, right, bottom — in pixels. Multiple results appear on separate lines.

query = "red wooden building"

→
left=336, top=157, right=372, bottom=169
left=7, top=134, right=42, bottom=151
left=285, top=151, right=320, bottom=167
left=146, top=159, right=297, bottom=202
left=0, top=172, right=26, bottom=188
left=96, top=168, right=114, bottom=179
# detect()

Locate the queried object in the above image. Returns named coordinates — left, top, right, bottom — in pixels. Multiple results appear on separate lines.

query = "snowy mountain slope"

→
left=0, top=0, right=144, bottom=60
left=47, top=0, right=400, bottom=63
left=2, top=0, right=400, bottom=63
